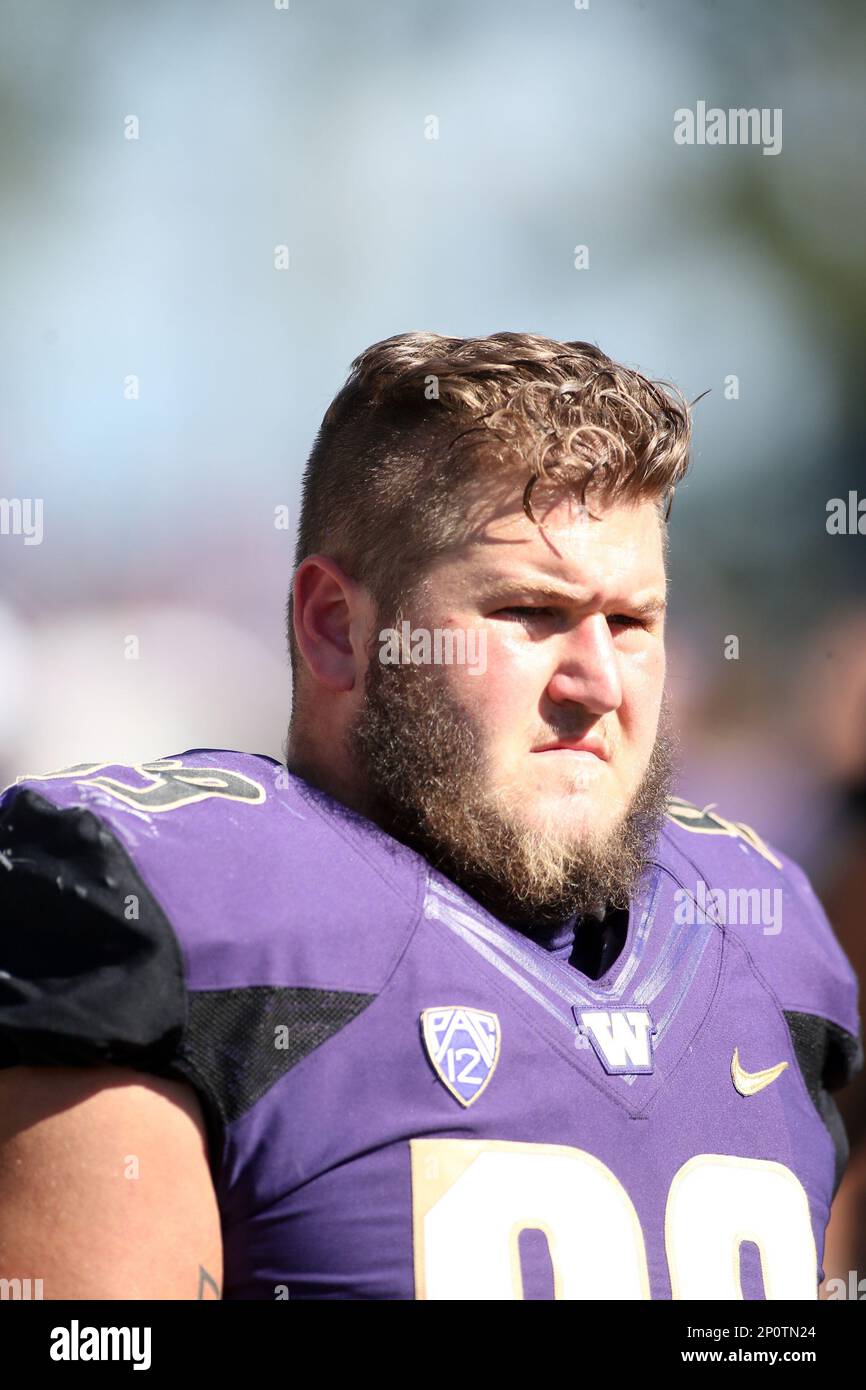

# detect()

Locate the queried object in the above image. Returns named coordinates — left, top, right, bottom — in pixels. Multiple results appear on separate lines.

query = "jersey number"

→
left=410, top=1139, right=817, bottom=1299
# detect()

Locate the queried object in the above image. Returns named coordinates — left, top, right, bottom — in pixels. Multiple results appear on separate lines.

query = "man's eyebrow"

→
left=476, top=574, right=668, bottom=616
left=625, top=594, right=668, bottom=619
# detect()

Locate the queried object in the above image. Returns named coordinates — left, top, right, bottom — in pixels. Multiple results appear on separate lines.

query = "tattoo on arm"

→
left=197, top=1265, right=221, bottom=1299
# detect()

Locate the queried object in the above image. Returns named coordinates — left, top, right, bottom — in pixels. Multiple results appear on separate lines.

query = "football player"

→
left=0, top=332, right=861, bottom=1299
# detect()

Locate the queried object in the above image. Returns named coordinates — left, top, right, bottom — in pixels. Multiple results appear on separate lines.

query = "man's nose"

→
left=545, top=613, right=623, bottom=716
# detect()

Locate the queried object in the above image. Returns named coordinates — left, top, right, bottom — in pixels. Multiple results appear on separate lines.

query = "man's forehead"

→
left=439, top=494, right=666, bottom=589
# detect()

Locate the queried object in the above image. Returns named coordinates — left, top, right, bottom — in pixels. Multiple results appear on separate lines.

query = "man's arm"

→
left=0, top=1065, right=222, bottom=1299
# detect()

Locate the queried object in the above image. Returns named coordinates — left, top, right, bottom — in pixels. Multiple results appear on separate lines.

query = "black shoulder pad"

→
left=0, top=787, right=186, bottom=1071
left=784, top=1010, right=864, bottom=1196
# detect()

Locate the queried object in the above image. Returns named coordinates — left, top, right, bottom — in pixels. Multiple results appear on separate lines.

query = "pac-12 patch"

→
left=421, top=1006, right=501, bottom=1107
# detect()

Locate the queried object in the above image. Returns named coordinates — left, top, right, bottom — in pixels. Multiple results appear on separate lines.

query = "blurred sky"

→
left=1, top=0, right=864, bottom=872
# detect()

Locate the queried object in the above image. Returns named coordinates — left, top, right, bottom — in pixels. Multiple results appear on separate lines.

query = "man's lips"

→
left=533, top=737, right=610, bottom=760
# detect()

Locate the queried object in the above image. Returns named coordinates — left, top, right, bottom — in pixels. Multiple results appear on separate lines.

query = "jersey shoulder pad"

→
left=659, top=793, right=863, bottom=1091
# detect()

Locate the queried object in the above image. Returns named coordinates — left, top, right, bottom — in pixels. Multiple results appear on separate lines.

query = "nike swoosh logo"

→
left=731, top=1047, right=788, bottom=1096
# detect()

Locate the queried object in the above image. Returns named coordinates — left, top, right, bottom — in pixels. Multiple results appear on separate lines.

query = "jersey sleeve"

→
left=0, top=782, right=226, bottom=1174
left=0, top=782, right=187, bottom=1068
left=773, top=842, right=864, bottom=1093
left=763, top=841, right=864, bottom=1196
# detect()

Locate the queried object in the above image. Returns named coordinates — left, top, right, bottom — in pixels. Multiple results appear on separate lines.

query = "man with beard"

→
left=0, top=332, right=861, bottom=1300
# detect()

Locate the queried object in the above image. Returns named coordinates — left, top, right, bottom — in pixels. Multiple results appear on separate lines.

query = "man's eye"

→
left=493, top=607, right=648, bottom=630
left=608, top=614, right=645, bottom=629
left=495, top=606, right=555, bottom=622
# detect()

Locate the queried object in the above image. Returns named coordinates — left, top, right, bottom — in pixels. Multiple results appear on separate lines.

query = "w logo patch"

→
left=421, top=1006, right=500, bottom=1107
left=575, top=1008, right=656, bottom=1075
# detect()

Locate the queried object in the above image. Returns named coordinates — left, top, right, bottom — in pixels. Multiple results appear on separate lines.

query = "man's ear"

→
left=292, top=555, right=370, bottom=694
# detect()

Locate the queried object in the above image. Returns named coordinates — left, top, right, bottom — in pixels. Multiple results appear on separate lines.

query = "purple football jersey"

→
left=0, top=749, right=861, bottom=1299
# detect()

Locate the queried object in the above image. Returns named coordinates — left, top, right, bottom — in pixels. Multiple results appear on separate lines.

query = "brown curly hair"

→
left=288, top=331, right=693, bottom=706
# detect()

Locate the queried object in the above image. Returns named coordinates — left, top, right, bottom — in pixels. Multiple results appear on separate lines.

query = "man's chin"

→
left=502, top=779, right=624, bottom=835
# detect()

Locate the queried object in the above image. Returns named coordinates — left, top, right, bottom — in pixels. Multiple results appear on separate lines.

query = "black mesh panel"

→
left=784, top=1010, right=863, bottom=1196
left=179, top=985, right=376, bottom=1127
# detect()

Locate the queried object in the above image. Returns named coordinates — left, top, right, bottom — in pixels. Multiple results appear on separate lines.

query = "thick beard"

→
left=346, top=646, right=679, bottom=932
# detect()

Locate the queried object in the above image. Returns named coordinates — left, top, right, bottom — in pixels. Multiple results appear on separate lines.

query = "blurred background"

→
left=1, top=0, right=864, bottom=1292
